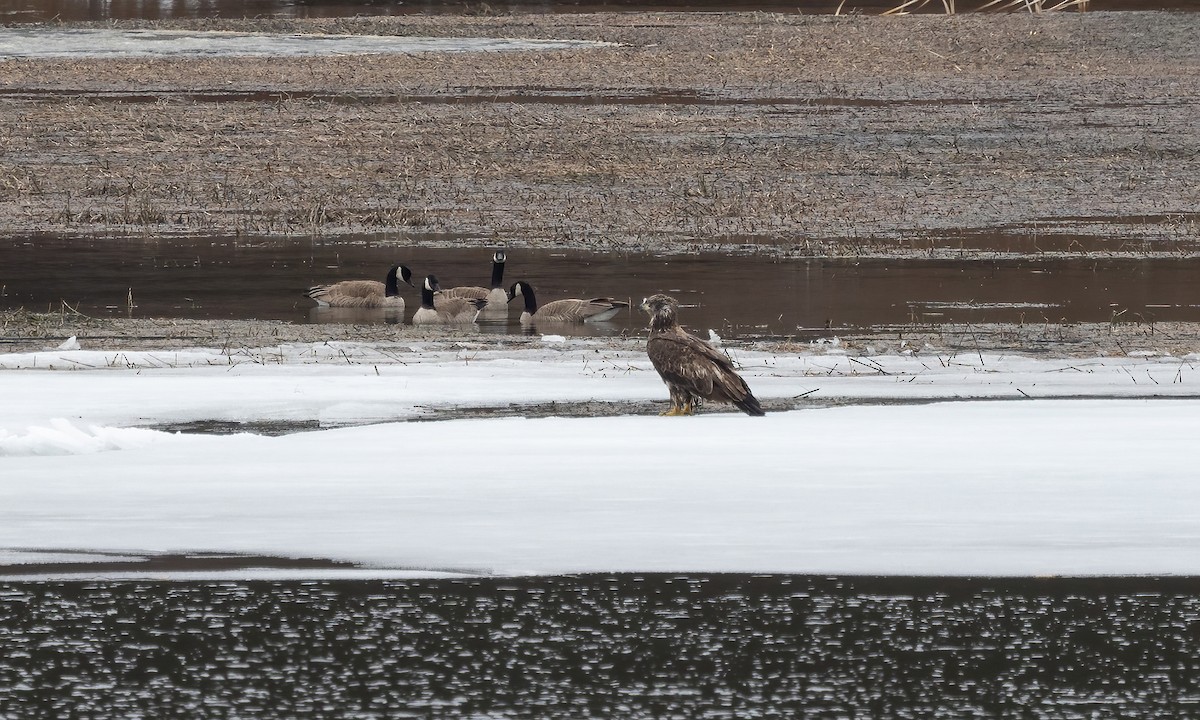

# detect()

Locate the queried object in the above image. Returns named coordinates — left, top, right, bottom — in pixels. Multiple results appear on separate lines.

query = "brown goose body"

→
left=306, top=264, right=413, bottom=309
left=440, top=285, right=510, bottom=309
left=440, top=251, right=510, bottom=313
left=412, top=275, right=486, bottom=324
left=640, top=294, right=765, bottom=416
left=508, top=281, right=628, bottom=324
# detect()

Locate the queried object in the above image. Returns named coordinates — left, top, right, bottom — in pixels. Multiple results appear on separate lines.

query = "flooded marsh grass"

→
left=1, top=12, right=1198, bottom=253
left=1, top=0, right=1193, bottom=22
left=883, top=0, right=1091, bottom=14
left=2, top=87, right=1195, bottom=251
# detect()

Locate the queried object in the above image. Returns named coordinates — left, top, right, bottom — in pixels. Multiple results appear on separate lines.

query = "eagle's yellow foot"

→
left=660, top=402, right=695, bottom=416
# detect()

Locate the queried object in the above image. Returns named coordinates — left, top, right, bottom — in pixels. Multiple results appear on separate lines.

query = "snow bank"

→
left=3, top=339, right=1200, bottom=579
left=3, top=341, right=1199, bottom=436
left=0, top=419, right=180, bottom=457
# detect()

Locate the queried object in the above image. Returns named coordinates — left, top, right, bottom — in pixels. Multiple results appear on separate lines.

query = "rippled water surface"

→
left=3, top=574, right=1200, bottom=717
left=3, top=233, right=1200, bottom=337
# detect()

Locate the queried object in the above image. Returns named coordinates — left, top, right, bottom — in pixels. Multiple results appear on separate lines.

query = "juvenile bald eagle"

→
left=640, top=294, right=765, bottom=416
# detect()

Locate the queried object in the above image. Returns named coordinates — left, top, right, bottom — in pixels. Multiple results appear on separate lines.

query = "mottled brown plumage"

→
left=640, top=294, right=765, bottom=416
left=440, top=250, right=510, bottom=313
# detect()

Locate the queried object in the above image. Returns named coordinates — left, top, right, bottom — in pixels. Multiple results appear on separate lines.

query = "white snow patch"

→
left=3, top=339, right=1200, bottom=579
left=0, top=419, right=184, bottom=457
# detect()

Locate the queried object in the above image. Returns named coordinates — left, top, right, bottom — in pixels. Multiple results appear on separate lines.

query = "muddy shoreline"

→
left=2, top=309, right=1190, bottom=360
left=1, top=11, right=1198, bottom=258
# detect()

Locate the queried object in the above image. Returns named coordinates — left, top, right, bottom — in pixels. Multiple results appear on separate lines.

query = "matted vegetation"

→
left=1, top=11, right=1198, bottom=257
left=1, top=308, right=1187, bottom=360
left=880, top=0, right=1091, bottom=14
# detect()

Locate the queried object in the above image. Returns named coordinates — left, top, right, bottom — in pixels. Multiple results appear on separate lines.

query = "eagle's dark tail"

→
left=735, top=392, right=766, bottom=417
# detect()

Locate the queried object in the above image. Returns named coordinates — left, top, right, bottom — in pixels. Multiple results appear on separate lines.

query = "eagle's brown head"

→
left=639, top=293, right=679, bottom=331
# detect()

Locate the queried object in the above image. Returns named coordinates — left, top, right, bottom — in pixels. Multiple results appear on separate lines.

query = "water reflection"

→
left=1, top=574, right=1198, bottom=717
left=306, top=305, right=405, bottom=324
left=2, top=233, right=1199, bottom=337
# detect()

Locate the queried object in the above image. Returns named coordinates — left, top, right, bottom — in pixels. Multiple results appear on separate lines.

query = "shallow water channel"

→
left=2, top=233, right=1198, bottom=337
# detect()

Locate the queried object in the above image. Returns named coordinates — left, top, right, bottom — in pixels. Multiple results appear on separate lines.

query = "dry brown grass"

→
left=0, top=12, right=1198, bottom=256
left=885, top=0, right=1091, bottom=13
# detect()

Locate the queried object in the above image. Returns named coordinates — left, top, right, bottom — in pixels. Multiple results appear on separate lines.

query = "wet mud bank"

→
left=2, top=309, right=1189, bottom=358
left=1, top=11, right=1198, bottom=258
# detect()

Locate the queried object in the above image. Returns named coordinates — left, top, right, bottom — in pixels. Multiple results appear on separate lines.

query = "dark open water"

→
left=3, top=574, right=1200, bottom=718
left=3, top=233, right=1198, bottom=337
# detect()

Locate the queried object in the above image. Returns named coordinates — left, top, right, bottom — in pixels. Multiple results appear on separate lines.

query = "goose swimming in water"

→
left=306, top=264, right=413, bottom=309
left=438, top=251, right=510, bottom=313
left=412, top=275, right=487, bottom=324
left=507, top=280, right=628, bottom=324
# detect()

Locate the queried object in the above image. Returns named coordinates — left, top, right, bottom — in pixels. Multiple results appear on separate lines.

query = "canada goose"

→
left=640, top=294, right=764, bottom=416
left=412, top=275, right=487, bottom=325
left=306, top=264, right=413, bottom=309
left=507, top=280, right=629, bottom=324
left=438, top=250, right=510, bottom=312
